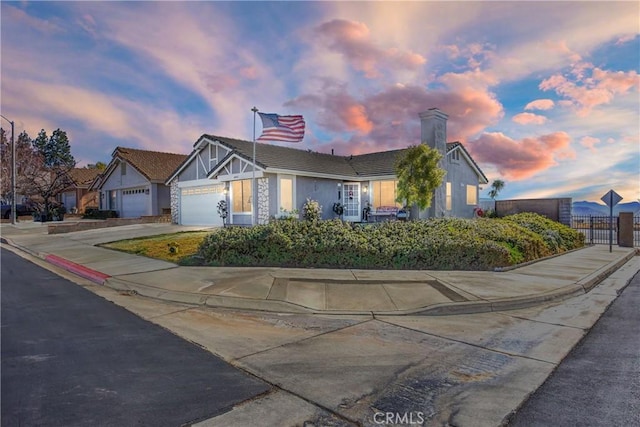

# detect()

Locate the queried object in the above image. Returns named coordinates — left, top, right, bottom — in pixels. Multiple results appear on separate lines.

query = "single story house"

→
left=166, top=108, right=488, bottom=226
left=58, top=167, right=102, bottom=213
left=91, top=147, right=187, bottom=218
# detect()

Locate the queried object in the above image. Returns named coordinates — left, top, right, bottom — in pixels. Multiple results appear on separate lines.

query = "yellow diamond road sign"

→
left=601, top=189, right=623, bottom=208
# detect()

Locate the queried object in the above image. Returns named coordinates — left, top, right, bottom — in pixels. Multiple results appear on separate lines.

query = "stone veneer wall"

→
left=257, top=178, right=269, bottom=224
left=170, top=179, right=179, bottom=224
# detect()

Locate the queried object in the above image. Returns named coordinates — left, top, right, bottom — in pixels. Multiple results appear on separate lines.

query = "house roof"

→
left=167, top=135, right=487, bottom=184
left=210, top=135, right=358, bottom=176
left=67, top=167, right=102, bottom=187
left=111, top=147, right=188, bottom=182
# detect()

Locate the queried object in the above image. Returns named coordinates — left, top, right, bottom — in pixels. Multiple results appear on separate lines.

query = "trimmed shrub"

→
left=197, top=213, right=583, bottom=270
left=83, top=208, right=118, bottom=219
left=502, top=212, right=585, bottom=251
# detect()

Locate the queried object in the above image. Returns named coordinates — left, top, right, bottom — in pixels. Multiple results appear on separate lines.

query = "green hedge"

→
left=195, top=213, right=585, bottom=270
left=83, top=208, right=118, bottom=219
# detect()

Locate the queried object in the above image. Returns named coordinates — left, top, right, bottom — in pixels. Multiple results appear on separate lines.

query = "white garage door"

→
left=122, top=188, right=148, bottom=218
left=180, top=185, right=225, bottom=226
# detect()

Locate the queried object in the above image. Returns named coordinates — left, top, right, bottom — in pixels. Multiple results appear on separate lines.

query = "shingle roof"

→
left=67, top=167, right=102, bottom=187
left=347, top=148, right=407, bottom=176
left=113, top=147, right=187, bottom=182
left=208, top=135, right=357, bottom=176
left=170, top=135, right=486, bottom=183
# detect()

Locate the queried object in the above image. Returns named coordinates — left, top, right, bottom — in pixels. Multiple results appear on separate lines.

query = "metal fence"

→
left=571, top=215, right=640, bottom=246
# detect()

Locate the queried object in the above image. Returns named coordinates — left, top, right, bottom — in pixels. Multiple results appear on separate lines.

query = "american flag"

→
left=256, top=112, right=305, bottom=143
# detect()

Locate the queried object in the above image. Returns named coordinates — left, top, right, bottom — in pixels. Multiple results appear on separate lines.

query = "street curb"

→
left=44, top=254, right=111, bottom=285
left=105, top=277, right=317, bottom=314
left=102, top=250, right=636, bottom=316
left=4, top=233, right=636, bottom=316
left=577, top=249, right=637, bottom=292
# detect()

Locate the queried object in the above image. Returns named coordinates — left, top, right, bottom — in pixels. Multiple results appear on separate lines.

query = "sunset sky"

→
left=1, top=1, right=638, bottom=203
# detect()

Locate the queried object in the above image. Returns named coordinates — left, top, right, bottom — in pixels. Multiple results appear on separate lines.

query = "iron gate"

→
left=571, top=215, right=640, bottom=246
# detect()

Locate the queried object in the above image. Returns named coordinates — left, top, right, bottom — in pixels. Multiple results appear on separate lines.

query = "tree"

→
left=87, top=161, right=107, bottom=171
left=488, top=179, right=505, bottom=200
left=395, top=144, right=446, bottom=211
left=1, top=129, right=39, bottom=205
left=25, top=129, right=76, bottom=218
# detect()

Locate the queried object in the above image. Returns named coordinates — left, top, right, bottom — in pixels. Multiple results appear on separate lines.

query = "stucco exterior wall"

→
left=156, top=184, right=172, bottom=215
left=445, top=153, right=482, bottom=219
left=496, top=198, right=573, bottom=226
left=295, top=176, right=342, bottom=220
left=101, top=162, right=148, bottom=190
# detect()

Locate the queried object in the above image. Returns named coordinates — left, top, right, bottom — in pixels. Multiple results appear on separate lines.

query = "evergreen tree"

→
left=26, top=128, right=76, bottom=219
left=395, top=144, right=446, bottom=211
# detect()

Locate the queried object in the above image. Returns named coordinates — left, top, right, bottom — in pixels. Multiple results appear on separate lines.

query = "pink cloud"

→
left=540, top=64, right=639, bottom=116
left=524, top=99, right=554, bottom=110
left=287, top=75, right=504, bottom=155
left=315, top=19, right=426, bottom=78
left=512, top=112, right=547, bottom=125
left=467, top=131, right=574, bottom=180
left=580, top=136, right=601, bottom=152
left=441, top=42, right=496, bottom=70
left=3, top=4, right=64, bottom=35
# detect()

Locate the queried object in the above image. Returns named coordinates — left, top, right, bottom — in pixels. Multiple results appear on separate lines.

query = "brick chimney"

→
left=418, top=108, right=448, bottom=217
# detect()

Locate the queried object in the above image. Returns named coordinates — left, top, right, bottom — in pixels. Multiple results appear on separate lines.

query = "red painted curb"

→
left=45, top=254, right=111, bottom=285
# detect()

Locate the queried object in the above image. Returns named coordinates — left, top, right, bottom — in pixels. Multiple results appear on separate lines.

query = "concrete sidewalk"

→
left=1, top=222, right=636, bottom=316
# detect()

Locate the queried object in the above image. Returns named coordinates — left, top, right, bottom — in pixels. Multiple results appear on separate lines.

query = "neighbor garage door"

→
left=122, top=188, right=148, bottom=218
left=180, top=185, right=225, bottom=226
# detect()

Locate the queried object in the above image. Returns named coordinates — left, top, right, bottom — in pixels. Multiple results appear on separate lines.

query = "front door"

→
left=342, top=182, right=361, bottom=222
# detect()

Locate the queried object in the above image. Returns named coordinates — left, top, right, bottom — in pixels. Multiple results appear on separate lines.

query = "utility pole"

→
left=1, top=115, right=16, bottom=224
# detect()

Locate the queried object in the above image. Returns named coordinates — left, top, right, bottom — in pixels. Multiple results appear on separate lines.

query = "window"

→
left=121, top=162, right=127, bottom=175
left=232, top=179, right=252, bottom=213
left=446, top=182, right=452, bottom=211
left=109, top=190, right=117, bottom=209
left=279, top=175, right=294, bottom=212
left=466, top=185, right=477, bottom=205
left=371, top=180, right=401, bottom=208
left=449, top=150, right=460, bottom=162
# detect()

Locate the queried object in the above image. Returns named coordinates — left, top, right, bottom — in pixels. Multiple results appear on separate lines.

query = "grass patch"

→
left=100, top=231, right=211, bottom=263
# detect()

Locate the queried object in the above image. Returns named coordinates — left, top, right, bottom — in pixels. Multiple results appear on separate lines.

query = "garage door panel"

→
left=181, top=185, right=224, bottom=226
left=122, top=188, right=148, bottom=218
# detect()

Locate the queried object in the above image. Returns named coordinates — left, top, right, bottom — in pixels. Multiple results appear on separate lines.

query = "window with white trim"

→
left=279, top=175, right=294, bottom=212
left=446, top=182, right=452, bottom=210
left=466, top=185, right=477, bottom=205
left=371, top=180, right=401, bottom=208
left=232, top=179, right=252, bottom=213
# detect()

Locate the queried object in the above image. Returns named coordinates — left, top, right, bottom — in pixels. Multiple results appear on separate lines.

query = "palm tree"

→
left=488, top=179, right=505, bottom=200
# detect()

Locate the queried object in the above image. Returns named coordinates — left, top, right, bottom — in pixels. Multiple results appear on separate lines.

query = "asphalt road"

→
left=0, top=248, right=270, bottom=427
left=508, top=270, right=640, bottom=426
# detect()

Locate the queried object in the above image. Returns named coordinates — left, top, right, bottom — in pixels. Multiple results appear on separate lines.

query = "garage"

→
left=180, top=185, right=225, bottom=226
left=121, top=188, right=148, bottom=218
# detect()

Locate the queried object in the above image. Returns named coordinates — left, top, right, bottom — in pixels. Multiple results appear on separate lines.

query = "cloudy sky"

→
left=1, top=1, right=638, bottom=203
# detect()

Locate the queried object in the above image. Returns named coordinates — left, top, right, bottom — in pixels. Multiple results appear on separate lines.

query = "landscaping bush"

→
left=197, top=213, right=584, bottom=270
left=502, top=212, right=585, bottom=251
left=83, top=208, right=118, bottom=219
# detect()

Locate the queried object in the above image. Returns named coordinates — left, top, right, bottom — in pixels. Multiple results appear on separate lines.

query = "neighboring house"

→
left=166, top=108, right=488, bottom=226
left=58, top=167, right=102, bottom=213
left=91, top=147, right=187, bottom=218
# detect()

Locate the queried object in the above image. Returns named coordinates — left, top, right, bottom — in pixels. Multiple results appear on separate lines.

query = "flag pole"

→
left=251, top=106, right=258, bottom=226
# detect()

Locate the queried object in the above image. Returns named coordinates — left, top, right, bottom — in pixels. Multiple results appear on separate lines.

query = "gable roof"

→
left=168, top=135, right=487, bottom=183
left=110, top=147, right=187, bottom=182
left=67, top=167, right=102, bottom=187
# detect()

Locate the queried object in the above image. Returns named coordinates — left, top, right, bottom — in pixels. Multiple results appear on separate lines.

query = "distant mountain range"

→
left=572, top=200, right=640, bottom=216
